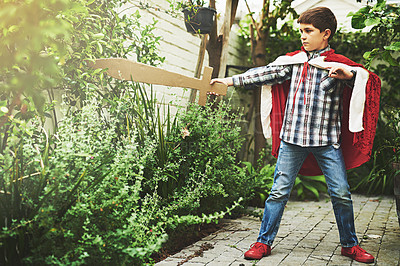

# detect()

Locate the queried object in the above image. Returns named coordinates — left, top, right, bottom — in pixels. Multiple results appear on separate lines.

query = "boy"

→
left=211, top=7, right=380, bottom=264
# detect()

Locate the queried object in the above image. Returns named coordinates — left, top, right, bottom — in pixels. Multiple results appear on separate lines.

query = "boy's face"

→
left=299, top=23, right=330, bottom=52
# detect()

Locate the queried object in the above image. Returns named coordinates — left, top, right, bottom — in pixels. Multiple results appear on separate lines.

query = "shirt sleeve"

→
left=343, top=70, right=357, bottom=88
left=232, top=65, right=292, bottom=89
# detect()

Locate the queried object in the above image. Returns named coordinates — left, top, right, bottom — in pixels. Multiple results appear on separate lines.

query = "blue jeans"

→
left=257, top=141, right=358, bottom=247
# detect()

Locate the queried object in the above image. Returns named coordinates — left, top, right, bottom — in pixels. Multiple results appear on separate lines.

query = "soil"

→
left=152, top=222, right=224, bottom=263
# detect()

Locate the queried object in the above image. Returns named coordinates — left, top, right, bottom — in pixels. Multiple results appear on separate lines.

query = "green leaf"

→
left=92, top=33, right=105, bottom=40
left=363, top=48, right=380, bottom=61
left=350, top=6, right=371, bottom=29
left=303, top=175, right=326, bottom=183
left=384, top=42, right=400, bottom=51
left=376, top=0, right=386, bottom=9
left=365, top=17, right=380, bottom=26
left=351, top=13, right=366, bottom=29
left=302, top=181, right=320, bottom=199
left=97, top=42, right=103, bottom=54
left=359, top=6, right=372, bottom=13
left=381, top=50, right=399, bottom=66
left=242, top=161, right=254, bottom=174
left=92, top=68, right=103, bottom=75
left=347, top=11, right=356, bottom=17
left=297, top=185, right=303, bottom=197
left=363, top=51, right=371, bottom=60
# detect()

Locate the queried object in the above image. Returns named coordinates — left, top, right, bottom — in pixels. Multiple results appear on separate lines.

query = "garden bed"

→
left=152, top=222, right=224, bottom=263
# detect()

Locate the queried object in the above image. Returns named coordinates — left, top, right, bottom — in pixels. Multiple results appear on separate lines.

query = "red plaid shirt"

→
left=233, top=46, right=355, bottom=147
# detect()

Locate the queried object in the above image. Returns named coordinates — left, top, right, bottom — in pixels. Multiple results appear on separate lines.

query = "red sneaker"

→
left=244, top=242, right=271, bottom=260
left=341, top=245, right=374, bottom=263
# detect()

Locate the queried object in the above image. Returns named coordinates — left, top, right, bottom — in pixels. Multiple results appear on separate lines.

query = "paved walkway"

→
left=156, top=194, right=400, bottom=266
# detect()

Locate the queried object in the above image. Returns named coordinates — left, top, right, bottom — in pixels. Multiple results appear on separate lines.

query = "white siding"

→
left=116, top=0, right=249, bottom=109
left=45, top=0, right=249, bottom=132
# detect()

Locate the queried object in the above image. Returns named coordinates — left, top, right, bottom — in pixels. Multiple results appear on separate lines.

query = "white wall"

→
left=45, top=0, right=249, bottom=132
left=118, top=0, right=250, bottom=110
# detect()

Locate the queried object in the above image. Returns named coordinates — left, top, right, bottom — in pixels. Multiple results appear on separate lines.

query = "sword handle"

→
left=198, top=67, right=228, bottom=106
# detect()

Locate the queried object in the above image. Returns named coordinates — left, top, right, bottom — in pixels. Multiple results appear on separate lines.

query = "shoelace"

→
left=250, top=242, right=267, bottom=253
left=353, top=245, right=367, bottom=255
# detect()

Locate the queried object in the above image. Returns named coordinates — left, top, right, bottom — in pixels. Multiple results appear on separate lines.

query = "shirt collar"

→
left=307, top=45, right=331, bottom=59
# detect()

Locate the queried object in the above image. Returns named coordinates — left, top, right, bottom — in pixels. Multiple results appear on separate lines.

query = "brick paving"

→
left=156, top=194, right=400, bottom=266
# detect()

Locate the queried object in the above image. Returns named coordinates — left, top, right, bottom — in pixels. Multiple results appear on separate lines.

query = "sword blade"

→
left=90, top=58, right=227, bottom=106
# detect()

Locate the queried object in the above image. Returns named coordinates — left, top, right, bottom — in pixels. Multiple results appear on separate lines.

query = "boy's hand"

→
left=328, top=67, right=354, bottom=80
left=210, top=77, right=233, bottom=86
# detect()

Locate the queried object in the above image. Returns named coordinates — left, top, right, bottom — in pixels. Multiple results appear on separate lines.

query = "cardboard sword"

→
left=90, top=58, right=227, bottom=106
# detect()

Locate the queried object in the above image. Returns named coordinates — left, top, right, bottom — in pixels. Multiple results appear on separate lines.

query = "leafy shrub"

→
left=1, top=0, right=251, bottom=264
left=345, top=0, right=400, bottom=194
left=1, top=88, right=247, bottom=265
left=350, top=107, right=400, bottom=195
left=293, top=175, right=327, bottom=201
left=167, top=102, right=251, bottom=213
left=237, top=161, right=327, bottom=205
left=236, top=162, right=275, bottom=207
left=0, top=0, right=78, bottom=116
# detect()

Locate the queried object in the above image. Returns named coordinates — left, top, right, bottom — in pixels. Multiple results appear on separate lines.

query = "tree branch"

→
left=244, top=0, right=262, bottom=39
left=259, top=0, right=269, bottom=37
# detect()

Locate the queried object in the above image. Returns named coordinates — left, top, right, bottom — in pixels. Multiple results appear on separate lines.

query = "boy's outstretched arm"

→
left=210, top=77, right=233, bottom=86
left=328, top=66, right=354, bottom=80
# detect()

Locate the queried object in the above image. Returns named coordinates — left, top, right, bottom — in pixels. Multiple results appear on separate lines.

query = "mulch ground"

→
left=152, top=222, right=224, bottom=263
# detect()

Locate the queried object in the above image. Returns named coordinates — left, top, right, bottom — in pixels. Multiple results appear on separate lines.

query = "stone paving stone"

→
left=256, top=250, right=288, bottom=266
left=327, top=254, right=352, bottom=265
left=309, top=254, right=331, bottom=262
left=376, top=249, right=400, bottom=265
left=205, top=258, right=237, bottom=266
left=297, top=238, right=320, bottom=249
left=274, top=239, right=298, bottom=250
left=230, top=261, right=257, bottom=266
left=201, top=234, right=217, bottom=242
left=310, top=245, right=337, bottom=258
left=279, top=246, right=314, bottom=265
left=188, top=254, right=216, bottom=264
left=156, top=258, right=183, bottom=265
left=236, top=239, right=256, bottom=251
left=230, top=230, right=253, bottom=240
left=155, top=195, right=399, bottom=266
left=302, top=256, right=328, bottom=266
left=178, top=263, right=205, bottom=266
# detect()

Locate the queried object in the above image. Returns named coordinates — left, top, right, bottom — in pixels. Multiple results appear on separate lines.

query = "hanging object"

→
left=182, top=6, right=216, bottom=34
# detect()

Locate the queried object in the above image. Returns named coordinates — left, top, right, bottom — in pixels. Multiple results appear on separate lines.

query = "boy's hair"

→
left=298, top=7, right=337, bottom=41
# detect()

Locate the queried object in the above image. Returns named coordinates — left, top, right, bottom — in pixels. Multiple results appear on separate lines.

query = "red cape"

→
left=270, top=49, right=381, bottom=176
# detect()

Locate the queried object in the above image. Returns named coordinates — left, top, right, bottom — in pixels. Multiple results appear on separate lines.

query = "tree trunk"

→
left=243, top=0, right=296, bottom=165
left=206, top=0, right=238, bottom=79
left=252, top=41, right=267, bottom=166
left=250, top=0, right=269, bottom=166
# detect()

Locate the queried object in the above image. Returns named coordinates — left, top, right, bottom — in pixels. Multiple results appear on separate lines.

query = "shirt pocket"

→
left=319, top=73, right=336, bottom=93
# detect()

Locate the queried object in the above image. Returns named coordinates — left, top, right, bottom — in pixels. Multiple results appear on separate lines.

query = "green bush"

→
left=169, top=102, right=252, bottom=214
left=293, top=175, right=327, bottom=201
left=237, top=160, right=327, bottom=205
left=236, top=162, right=274, bottom=207
left=0, top=0, right=253, bottom=264
left=345, top=0, right=400, bottom=194
left=350, top=107, right=400, bottom=194
left=1, top=88, right=247, bottom=264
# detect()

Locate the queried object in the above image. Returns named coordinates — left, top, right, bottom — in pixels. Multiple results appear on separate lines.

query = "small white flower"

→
left=181, top=127, right=190, bottom=139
